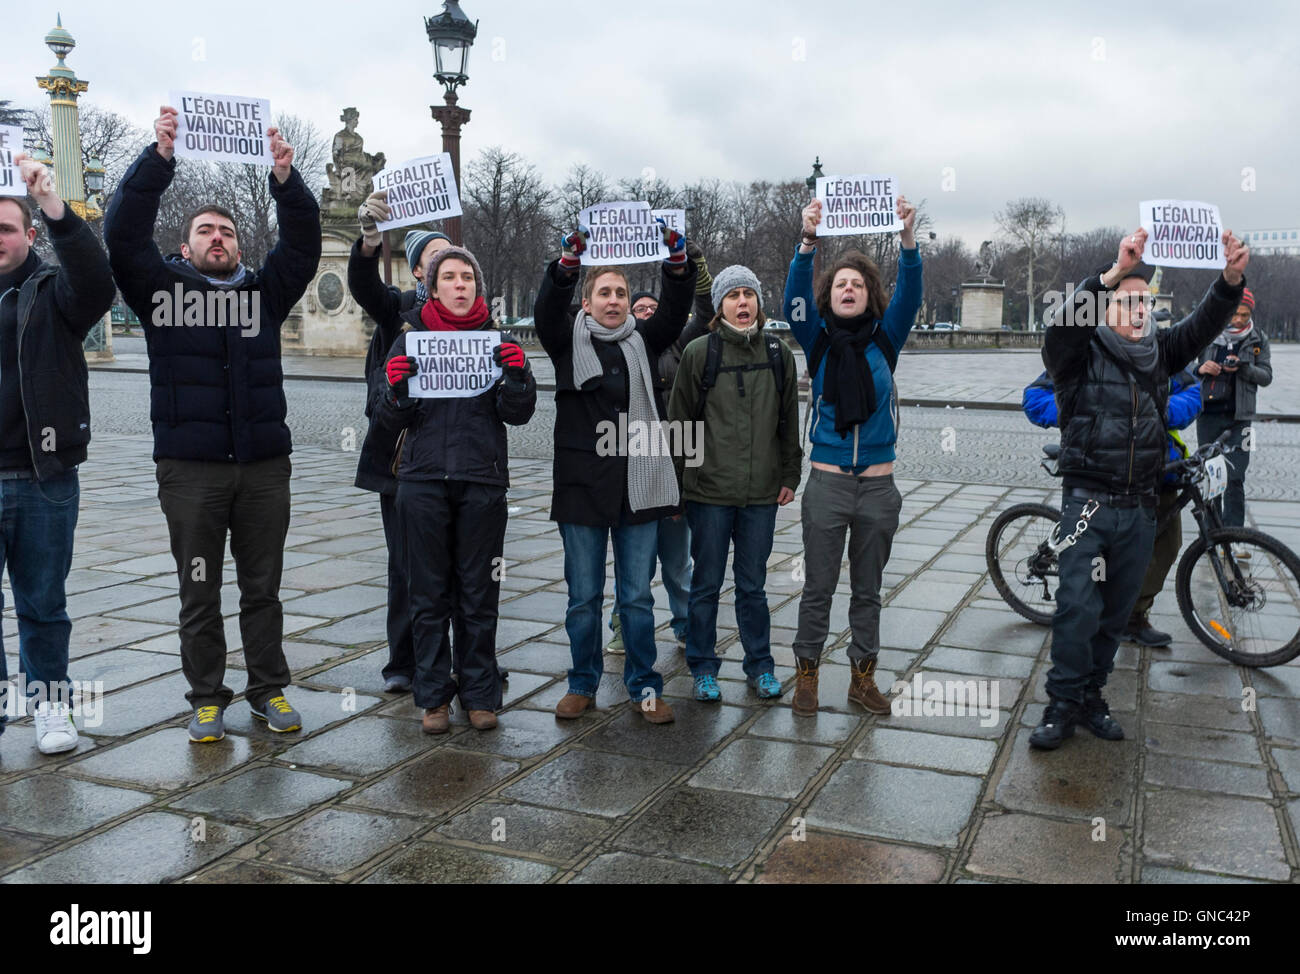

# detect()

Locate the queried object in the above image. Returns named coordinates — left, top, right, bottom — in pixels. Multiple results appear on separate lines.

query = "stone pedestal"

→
left=287, top=226, right=418, bottom=356
left=960, top=280, right=1006, bottom=330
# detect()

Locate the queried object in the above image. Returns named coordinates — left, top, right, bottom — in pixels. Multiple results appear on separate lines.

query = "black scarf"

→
left=822, top=311, right=878, bottom=435
left=0, top=250, right=39, bottom=294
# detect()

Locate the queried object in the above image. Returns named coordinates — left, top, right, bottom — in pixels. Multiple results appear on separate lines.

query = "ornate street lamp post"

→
left=805, top=157, right=824, bottom=279
left=426, top=1, right=477, bottom=246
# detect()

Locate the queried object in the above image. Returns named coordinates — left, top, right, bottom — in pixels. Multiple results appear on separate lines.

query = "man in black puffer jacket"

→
left=105, top=106, right=321, bottom=743
left=1034, top=226, right=1248, bottom=750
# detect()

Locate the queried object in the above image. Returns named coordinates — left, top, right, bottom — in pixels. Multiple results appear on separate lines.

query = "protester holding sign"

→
left=534, top=220, right=696, bottom=724
left=605, top=239, right=715, bottom=656
left=104, top=106, right=321, bottom=744
left=1196, top=288, right=1272, bottom=535
left=0, top=154, right=115, bottom=754
left=349, top=193, right=452, bottom=693
left=1035, top=227, right=1248, bottom=751
left=668, top=266, right=801, bottom=701
left=783, top=194, right=922, bottom=718
left=375, top=245, right=536, bottom=734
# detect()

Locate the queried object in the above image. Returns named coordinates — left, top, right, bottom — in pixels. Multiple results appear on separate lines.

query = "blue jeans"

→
left=684, top=501, right=777, bottom=680
left=560, top=520, right=661, bottom=701
left=0, top=470, right=79, bottom=734
left=609, top=515, right=692, bottom=642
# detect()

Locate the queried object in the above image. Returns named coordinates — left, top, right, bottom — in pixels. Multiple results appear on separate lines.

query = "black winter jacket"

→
left=374, top=309, right=536, bottom=487
left=347, top=237, right=419, bottom=494
left=535, top=258, right=697, bottom=527
left=1043, top=272, right=1244, bottom=495
left=105, top=144, right=322, bottom=463
left=0, top=209, right=116, bottom=479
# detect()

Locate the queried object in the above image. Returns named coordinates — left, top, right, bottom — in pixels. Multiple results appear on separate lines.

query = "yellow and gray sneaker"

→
left=249, top=695, right=302, bottom=733
left=188, top=705, right=225, bottom=743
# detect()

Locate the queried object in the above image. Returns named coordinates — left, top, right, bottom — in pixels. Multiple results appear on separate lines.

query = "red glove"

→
left=386, top=354, right=417, bottom=388
left=494, top=342, right=528, bottom=380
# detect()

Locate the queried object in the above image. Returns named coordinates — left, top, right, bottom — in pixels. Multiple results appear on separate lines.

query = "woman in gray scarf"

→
left=533, top=222, right=697, bottom=724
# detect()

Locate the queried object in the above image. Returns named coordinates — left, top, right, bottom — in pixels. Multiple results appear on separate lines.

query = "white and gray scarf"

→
left=571, top=311, right=679, bottom=512
left=1213, top=322, right=1254, bottom=348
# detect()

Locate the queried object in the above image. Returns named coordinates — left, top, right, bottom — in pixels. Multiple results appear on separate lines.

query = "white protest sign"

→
left=405, top=329, right=502, bottom=399
left=815, top=174, right=904, bottom=236
left=0, top=125, right=24, bottom=197
left=1139, top=200, right=1225, bottom=269
left=579, top=200, right=663, bottom=265
left=170, top=90, right=273, bottom=165
left=372, top=153, right=463, bottom=231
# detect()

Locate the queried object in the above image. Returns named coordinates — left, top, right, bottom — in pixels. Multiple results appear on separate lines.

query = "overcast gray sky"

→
left=9, top=0, right=1297, bottom=247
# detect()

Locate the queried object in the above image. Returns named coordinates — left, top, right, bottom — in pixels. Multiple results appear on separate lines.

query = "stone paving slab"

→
left=3, top=432, right=1298, bottom=884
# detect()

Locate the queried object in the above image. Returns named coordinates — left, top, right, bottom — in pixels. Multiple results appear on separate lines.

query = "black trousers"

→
left=1046, top=494, right=1156, bottom=704
left=396, top=479, right=505, bottom=711
left=379, top=492, right=415, bottom=681
left=156, top=456, right=292, bottom=710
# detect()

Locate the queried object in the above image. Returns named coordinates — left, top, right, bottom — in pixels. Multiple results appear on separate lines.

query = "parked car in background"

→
left=931, top=321, right=960, bottom=331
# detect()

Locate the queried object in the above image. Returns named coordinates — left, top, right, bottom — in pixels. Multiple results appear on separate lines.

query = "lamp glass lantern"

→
left=84, top=157, right=105, bottom=195
left=426, top=1, right=478, bottom=91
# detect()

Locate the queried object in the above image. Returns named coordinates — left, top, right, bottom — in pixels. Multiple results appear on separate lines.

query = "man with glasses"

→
left=1033, top=227, right=1248, bottom=750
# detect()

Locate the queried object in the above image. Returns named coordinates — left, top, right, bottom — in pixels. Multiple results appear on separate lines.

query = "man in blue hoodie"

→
left=1023, top=365, right=1201, bottom=647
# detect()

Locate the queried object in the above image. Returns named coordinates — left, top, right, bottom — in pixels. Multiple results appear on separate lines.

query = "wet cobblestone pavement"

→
left=2, top=433, right=1298, bottom=884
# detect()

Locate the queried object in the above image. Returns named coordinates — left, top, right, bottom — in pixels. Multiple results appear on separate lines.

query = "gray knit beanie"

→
left=711, top=264, right=763, bottom=312
left=425, top=245, right=485, bottom=298
left=404, top=230, right=452, bottom=270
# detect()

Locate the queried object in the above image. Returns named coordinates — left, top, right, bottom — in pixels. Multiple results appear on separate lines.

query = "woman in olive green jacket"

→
left=667, top=265, right=801, bottom=702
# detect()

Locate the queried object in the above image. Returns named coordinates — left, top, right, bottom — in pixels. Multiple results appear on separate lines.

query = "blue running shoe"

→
left=693, top=674, right=722, bottom=702
left=750, top=672, right=783, bottom=699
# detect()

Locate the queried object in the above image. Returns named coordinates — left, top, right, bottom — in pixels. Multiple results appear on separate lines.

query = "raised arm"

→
left=1158, top=231, right=1247, bottom=375
left=784, top=199, right=823, bottom=353
left=257, top=127, right=322, bottom=324
left=104, top=110, right=181, bottom=318
left=15, top=155, right=114, bottom=337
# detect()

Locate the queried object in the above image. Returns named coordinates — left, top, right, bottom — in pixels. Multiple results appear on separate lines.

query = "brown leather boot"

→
left=468, top=709, right=498, bottom=730
left=422, top=704, right=450, bottom=734
left=638, top=694, right=675, bottom=724
left=848, top=658, right=892, bottom=715
left=792, top=659, right=819, bottom=717
left=555, top=693, right=594, bottom=719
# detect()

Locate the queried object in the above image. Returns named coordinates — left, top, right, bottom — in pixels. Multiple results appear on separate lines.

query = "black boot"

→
left=1029, top=698, right=1081, bottom=750
left=1125, top=614, right=1172, bottom=647
left=1081, top=689, right=1125, bottom=740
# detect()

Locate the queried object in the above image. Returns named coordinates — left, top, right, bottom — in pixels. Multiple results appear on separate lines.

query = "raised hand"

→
left=1221, top=231, right=1249, bottom=287
left=267, top=127, right=294, bottom=184
left=656, top=216, right=686, bottom=264
left=358, top=189, right=390, bottom=249
left=559, top=225, right=590, bottom=270
left=155, top=106, right=179, bottom=161
left=13, top=153, right=63, bottom=220
left=1116, top=228, right=1148, bottom=276
left=896, top=194, right=916, bottom=248
left=801, top=199, right=822, bottom=240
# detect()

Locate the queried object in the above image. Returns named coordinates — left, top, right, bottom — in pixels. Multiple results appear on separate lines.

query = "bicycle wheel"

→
left=985, top=503, right=1061, bottom=626
left=1175, top=526, right=1300, bottom=666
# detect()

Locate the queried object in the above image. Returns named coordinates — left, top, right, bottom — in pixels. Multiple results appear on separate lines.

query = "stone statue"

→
left=321, top=107, right=386, bottom=221
left=975, top=240, right=995, bottom=278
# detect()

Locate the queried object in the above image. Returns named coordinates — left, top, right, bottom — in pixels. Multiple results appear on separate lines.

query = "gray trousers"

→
left=793, top=469, right=902, bottom=663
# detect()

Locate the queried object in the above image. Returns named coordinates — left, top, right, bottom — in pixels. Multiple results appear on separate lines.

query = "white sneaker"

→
left=34, top=701, right=78, bottom=755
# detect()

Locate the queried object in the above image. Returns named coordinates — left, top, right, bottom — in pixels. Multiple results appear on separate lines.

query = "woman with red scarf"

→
left=377, top=246, right=537, bottom=733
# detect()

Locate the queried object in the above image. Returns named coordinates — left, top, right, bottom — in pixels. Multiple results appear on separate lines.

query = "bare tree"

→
left=996, top=197, right=1065, bottom=330
left=557, top=164, right=610, bottom=225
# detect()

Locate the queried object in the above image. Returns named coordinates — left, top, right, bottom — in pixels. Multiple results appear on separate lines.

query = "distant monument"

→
left=960, top=240, right=1006, bottom=329
left=288, top=108, right=417, bottom=355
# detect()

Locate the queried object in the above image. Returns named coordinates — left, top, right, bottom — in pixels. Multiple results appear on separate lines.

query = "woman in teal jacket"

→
left=782, top=195, right=922, bottom=717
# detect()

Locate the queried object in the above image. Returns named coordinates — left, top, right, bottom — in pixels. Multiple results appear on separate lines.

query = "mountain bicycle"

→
left=985, top=431, right=1300, bottom=666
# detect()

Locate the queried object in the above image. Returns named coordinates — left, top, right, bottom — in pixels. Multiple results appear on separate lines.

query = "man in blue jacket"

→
left=1023, top=364, right=1201, bottom=647
left=105, top=106, right=321, bottom=743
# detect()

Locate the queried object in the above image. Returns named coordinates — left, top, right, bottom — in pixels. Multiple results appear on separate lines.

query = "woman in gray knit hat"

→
left=534, top=220, right=697, bottom=724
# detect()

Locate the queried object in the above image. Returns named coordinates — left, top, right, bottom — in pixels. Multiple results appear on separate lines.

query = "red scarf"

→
left=421, top=295, right=490, bottom=331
